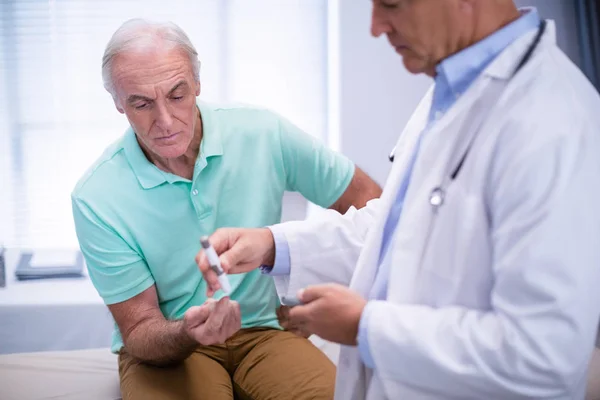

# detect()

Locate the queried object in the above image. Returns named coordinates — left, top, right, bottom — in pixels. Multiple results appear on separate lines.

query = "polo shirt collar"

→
left=197, top=101, right=223, bottom=160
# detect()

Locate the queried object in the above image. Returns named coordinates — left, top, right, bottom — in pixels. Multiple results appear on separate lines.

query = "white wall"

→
left=330, top=0, right=582, bottom=187
left=293, top=0, right=584, bottom=220
left=329, top=0, right=431, bottom=186
left=227, top=0, right=327, bottom=140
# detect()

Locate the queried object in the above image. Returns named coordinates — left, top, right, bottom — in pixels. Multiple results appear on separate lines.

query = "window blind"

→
left=0, top=0, right=327, bottom=249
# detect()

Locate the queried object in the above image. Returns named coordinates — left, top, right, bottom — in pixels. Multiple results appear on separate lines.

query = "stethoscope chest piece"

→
left=429, top=187, right=445, bottom=209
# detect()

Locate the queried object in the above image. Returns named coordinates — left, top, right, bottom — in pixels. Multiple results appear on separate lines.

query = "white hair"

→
left=102, top=18, right=200, bottom=96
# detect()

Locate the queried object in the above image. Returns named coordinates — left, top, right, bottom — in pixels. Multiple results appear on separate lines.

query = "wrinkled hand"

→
left=277, top=306, right=311, bottom=338
left=195, top=228, right=275, bottom=296
left=288, top=284, right=367, bottom=346
left=183, top=297, right=241, bottom=346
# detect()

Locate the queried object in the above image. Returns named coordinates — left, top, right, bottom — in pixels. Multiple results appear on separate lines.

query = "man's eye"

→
left=380, top=0, right=400, bottom=9
left=172, top=96, right=184, bottom=101
left=135, top=103, right=148, bottom=110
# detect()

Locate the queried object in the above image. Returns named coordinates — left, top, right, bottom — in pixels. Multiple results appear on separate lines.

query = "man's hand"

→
left=277, top=306, right=311, bottom=338
left=288, top=284, right=367, bottom=346
left=195, top=228, right=275, bottom=296
left=183, top=297, right=241, bottom=346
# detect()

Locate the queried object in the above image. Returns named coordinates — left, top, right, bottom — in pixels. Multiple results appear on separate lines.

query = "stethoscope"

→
left=388, top=20, right=547, bottom=210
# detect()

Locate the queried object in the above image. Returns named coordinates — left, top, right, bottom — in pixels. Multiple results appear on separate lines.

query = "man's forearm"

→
left=123, top=317, right=197, bottom=366
left=330, top=166, right=382, bottom=214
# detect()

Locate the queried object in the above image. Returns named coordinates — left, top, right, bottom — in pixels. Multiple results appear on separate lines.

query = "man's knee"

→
left=118, top=351, right=234, bottom=400
left=118, top=352, right=186, bottom=400
left=233, top=330, right=336, bottom=400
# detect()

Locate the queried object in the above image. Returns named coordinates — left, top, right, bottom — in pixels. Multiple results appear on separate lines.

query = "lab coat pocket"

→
left=418, top=183, right=492, bottom=307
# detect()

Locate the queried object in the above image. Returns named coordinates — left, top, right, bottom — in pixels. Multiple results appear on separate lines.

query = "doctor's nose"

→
left=371, top=8, right=392, bottom=37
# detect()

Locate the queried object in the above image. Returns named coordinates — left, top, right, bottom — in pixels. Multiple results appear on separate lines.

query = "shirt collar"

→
left=197, top=101, right=224, bottom=160
left=123, top=99, right=223, bottom=190
left=436, top=7, right=541, bottom=98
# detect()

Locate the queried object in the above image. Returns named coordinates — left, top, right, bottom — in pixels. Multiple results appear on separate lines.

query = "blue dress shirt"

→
left=266, top=8, right=540, bottom=370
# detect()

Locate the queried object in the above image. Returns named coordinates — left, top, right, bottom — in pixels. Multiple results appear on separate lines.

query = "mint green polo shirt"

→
left=71, top=101, right=354, bottom=353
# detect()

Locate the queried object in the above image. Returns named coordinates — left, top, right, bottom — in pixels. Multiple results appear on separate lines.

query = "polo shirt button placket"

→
left=191, top=187, right=208, bottom=220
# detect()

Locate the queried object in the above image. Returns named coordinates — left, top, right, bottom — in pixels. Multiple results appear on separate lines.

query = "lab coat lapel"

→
left=348, top=88, right=433, bottom=297
left=385, top=75, right=497, bottom=303
left=378, top=22, right=547, bottom=305
left=338, top=71, right=502, bottom=400
left=336, top=86, right=453, bottom=400
left=337, top=24, right=561, bottom=400
left=335, top=101, right=433, bottom=400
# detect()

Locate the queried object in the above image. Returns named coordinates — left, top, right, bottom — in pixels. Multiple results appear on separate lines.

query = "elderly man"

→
left=198, top=1, right=600, bottom=399
left=71, top=19, right=381, bottom=400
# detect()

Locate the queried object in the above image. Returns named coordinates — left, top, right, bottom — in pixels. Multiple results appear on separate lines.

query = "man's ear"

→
left=113, top=97, right=125, bottom=114
left=105, top=85, right=125, bottom=114
left=195, top=80, right=201, bottom=97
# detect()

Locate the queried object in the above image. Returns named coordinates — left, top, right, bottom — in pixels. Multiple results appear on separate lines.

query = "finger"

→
left=276, top=306, right=291, bottom=325
left=195, top=251, right=221, bottom=294
left=196, top=229, right=245, bottom=275
left=184, top=305, right=211, bottom=328
left=276, top=305, right=289, bottom=320
left=288, top=302, right=315, bottom=326
left=217, top=296, right=230, bottom=306
left=278, top=305, right=291, bottom=314
left=298, top=284, right=332, bottom=303
left=207, top=228, right=236, bottom=255
left=197, top=307, right=226, bottom=345
left=195, top=251, right=209, bottom=274
left=228, top=301, right=242, bottom=337
left=223, top=301, right=241, bottom=334
left=219, top=244, right=248, bottom=274
left=278, top=320, right=290, bottom=330
left=213, top=298, right=236, bottom=341
left=208, top=297, right=229, bottom=328
left=204, top=297, right=217, bottom=308
left=233, top=301, right=241, bottom=324
left=204, top=229, right=239, bottom=275
left=231, top=300, right=241, bottom=319
left=288, top=324, right=311, bottom=338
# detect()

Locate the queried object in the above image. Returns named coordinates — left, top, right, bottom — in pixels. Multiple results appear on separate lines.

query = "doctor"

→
left=197, top=0, right=600, bottom=398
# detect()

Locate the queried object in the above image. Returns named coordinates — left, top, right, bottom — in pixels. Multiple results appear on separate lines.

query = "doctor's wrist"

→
left=258, top=227, right=276, bottom=266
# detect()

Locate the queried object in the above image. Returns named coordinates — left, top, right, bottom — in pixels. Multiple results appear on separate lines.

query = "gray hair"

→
left=102, top=18, right=200, bottom=96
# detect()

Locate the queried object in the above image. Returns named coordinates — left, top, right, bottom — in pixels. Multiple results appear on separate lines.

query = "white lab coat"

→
left=274, top=21, right=600, bottom=399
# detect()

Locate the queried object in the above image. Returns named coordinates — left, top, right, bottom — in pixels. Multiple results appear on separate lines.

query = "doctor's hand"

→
left=195, top=228, right=275, bottom=296
left=183, top=297, right=241, bottom=346
left=277, top=306, right=311, bottom=338
left=288, top=284, right=367, bottom=346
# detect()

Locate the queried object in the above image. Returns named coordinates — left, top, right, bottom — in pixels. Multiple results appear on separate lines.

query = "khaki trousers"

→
left=118, top=327, right=335, bottom=400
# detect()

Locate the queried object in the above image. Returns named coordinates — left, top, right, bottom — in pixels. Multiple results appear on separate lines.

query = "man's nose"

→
left=154, top=101, right=174, bottom=130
